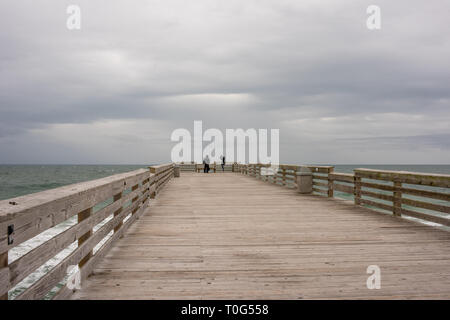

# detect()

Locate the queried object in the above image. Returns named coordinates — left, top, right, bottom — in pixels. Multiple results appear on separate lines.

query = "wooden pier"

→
left=1, top=164, right=450, bottom=299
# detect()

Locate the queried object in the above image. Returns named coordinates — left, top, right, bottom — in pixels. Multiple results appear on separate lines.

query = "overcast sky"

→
left=0, top=0, right=449, bottom=164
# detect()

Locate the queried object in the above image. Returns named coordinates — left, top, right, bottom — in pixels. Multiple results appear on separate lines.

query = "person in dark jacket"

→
left=203, top=155, right=210, bottom=173
left=220, top=155, right=225, bottom=171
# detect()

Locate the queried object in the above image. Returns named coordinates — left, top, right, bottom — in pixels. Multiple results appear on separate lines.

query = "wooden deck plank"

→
left=71, top=173, right=450, bottom=299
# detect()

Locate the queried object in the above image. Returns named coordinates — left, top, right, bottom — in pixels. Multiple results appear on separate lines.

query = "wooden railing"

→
left=1, top=163, right=448, bottom=299
left=237, top=164, right=450, bottom=228
left=239, top=163, right=300, bottom=188
left=353, top=169, right=450, bottom=226
left=149, top=163, right=175, bottom=195
left=195, top=163, right=217, bottom=173
left=0, top=164, right=174, bottom=300
left=309, top=166, right=335, bottom=197
left=175, top=163, right=236, bottom=172
left=177, top=163, right=197, bottom=172
left=329, top=169, right=450, bottom=226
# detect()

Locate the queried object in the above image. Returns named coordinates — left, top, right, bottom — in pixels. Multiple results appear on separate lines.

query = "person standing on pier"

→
left=220, top=155, right=225, bottom=171
left=203, top=155, right=210, bottom=173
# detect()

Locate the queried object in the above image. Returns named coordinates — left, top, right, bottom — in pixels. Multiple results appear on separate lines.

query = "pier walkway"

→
left=71, top=172, right=450, bottom=299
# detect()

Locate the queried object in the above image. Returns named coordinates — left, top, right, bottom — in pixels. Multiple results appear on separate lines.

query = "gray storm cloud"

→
left=0, top=0, right=449, bottom=164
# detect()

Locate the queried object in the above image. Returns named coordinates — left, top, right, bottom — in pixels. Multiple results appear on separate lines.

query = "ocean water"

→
left=0, top=165, right=148, bottom=201
left=1, top=164, right=449, bottom=299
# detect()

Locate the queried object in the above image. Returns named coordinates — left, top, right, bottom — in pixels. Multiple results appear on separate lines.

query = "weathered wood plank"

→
left=393, top=181, right=402, bottom=217
left=354, top=176, right=361, bottom=205
left=401, top=208, right=450, bottom=227
left=0, top=169, right=150, bottom=254
left=279, top=165, right=299, bottom=171
left=8, top=182, right=148, bottom=288
left=0, top=252, right=8, bottom=299
left=400, top=187, right=450, bottom=201
left=149, top=164, right=174, bottom=175
left=329, top=173, right=354, bottom=183
left=313, top=181, right=328, bottom=188
left=360, top=181, right=395, bottom=192
left=71, top=173, right=450, bottom=300
left=16, top=190, right=149, bottom=300
left=334, top=183, right=354, bottom=194
left=53, top=196, right=150, bottom=300
left=78, top=207, right=93, bottom=268
left=360, top=198, right=393, bottom=212
left=312, top=187, right=327, bottom=194
left=402, top=197, right=450, bottom=214
left=0, top=267, right=8, bottom=299
left=361, top=190, right=395, bottom=202
left=355, top=169, right=450, bottom=188
left=307, top=166, right=334, bottom=173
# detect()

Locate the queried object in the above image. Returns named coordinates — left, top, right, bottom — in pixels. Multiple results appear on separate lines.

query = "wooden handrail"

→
left=237, top=164, right=450, bottom=228
left=0, top=164, right=174, bottom=300
left=353, top=169, right=450, bottom=223
left=149, top=163, right=174, bottom=196
left=174, top=163, right=236, bottom=172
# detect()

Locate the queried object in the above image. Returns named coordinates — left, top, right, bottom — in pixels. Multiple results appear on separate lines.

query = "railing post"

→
left=149, top=166, right=157, bottom=198
left=113, top=192, right=123, bottom=233
left=131, top=184, right=140, bottom=216
left=0, top=251, right=8, bottom=300
left=354, top=172, right=361, bottom=205
left=327, top=167, right=334, bottom=198
left=393, top=180, right=402, bottom=216
left=282, top=167, right=286, bottom=186
left=78, top=207, right=93, bottom=268
left=271, top=167, right=276, bottom=183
